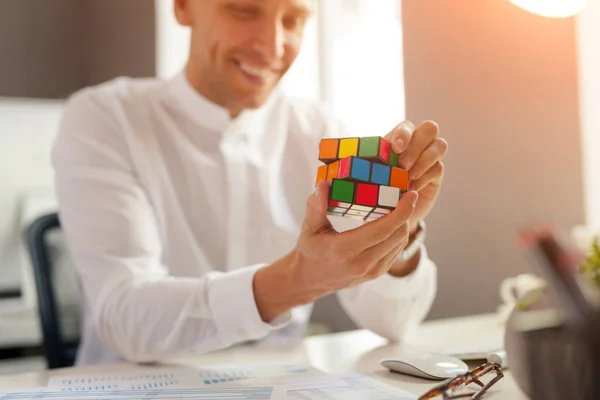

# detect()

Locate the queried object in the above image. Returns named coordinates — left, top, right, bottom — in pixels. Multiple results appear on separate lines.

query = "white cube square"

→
left=378, top=185, right=400, bottom=208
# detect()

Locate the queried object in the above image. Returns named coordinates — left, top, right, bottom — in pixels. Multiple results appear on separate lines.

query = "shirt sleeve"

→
left=335, top=245, right=437, bottom=343
left=52, top=89, right=290, bottom=364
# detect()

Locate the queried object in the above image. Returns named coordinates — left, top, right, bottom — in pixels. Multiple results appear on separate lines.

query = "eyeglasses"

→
left=418, top=362, right=504, bottom=400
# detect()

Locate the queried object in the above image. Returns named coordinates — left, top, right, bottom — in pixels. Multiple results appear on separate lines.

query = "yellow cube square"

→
left=338, top=138, right=359, bottom=158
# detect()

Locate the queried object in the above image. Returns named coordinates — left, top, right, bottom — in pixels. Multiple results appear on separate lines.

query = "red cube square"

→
left=355, top=183, right=378, bottom=207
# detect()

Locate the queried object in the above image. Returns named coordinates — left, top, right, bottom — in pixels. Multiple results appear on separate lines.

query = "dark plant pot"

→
left=504, top=289, right=600, bottom=400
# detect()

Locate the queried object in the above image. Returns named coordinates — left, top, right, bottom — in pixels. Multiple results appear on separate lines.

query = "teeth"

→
left=239, top=63, right=271, bottom=79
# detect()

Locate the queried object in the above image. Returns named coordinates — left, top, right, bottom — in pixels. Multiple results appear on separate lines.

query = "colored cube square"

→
left=378, top=185, right=400, bottom=209
left=349, top=204, right=373, bottom=213
left=328, top=200, right=350, bottom=215
left=319, top=139, right=339, bottom=163
left=345, top=209, right=370, bottom=219
left=327, top=161, right=339, bottom=182
left=370, top=163, right=391, bottom=186
left=338, top=138, right=359, bottom=158
left=389, top=150, right=399, bottom=167
left=374, top=208, right=391, bottom=214
left=358, top=136, right=390, bottom=164
left=390, top=167, right=409, bottom=191
left=330, top=179, right=355, bottom=203
left=337, top=156, right=370, bottom=182
left=316, top=165, right=327, bottom=186
left=355, top=183, right=378, bottom=207
left=329, top=200, right=351, bottom=208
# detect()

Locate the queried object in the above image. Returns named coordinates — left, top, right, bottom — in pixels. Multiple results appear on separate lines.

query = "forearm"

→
left=253, top=251, right=317, bottom=322
left=253, top=219, right=425, bottom=322
left=91, top=262, right=297, bottom=363
left=94, top=275, right=215, bottom=363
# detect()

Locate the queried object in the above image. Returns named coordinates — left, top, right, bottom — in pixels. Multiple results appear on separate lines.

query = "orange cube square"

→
left=319, top=139, right=339, bottom=163
left=316, top=165, right=327, bottom=186
left=327, top=161, right=339, bottom=182
left=390, top=167, right=409, bottom=191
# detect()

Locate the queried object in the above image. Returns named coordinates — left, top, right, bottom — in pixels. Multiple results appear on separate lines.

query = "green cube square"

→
left=331, top=179, right=355, bottom=203
left=389, top=150, right=399, bottom=167
left=358, top=137, right=379, bottom=158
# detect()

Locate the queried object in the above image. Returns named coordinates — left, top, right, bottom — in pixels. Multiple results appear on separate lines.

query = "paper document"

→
left=47, top=363, right=322, bottom=391
left=0, top=386, right=286, bottom=399
left=193, top=363, right=325, bottom=386
left=48, top=369, right=190, bottom=391
left=286, top=373, right=417, bottom=400
left=10, top=363, right=417, bottom=400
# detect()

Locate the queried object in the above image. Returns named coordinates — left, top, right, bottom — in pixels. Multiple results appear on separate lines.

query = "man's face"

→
left=175, top=0, right=312, bottom=115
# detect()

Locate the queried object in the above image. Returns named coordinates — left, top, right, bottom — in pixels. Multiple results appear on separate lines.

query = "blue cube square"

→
left=371, top=163, right=391, bottom=185
left=351, top=157, right=370, bottom=181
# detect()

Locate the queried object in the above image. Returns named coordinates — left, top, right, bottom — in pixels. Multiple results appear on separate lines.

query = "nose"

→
left=250, top=20, right=285, bottom=64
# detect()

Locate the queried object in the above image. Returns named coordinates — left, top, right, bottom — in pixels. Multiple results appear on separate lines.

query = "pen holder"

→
left=505, top=290, right=600, bottom=400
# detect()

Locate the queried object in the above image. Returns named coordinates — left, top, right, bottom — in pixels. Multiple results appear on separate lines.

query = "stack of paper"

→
left=0, top=363, right=417, bottom=400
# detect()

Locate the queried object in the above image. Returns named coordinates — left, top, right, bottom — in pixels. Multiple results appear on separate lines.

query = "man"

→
left=52, top=0, right=448, bottom=366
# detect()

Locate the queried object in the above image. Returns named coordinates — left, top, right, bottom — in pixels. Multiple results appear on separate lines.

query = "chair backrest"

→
left=25, top=212, right=80, bottom=369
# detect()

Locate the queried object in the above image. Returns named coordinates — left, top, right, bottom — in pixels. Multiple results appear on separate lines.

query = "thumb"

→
left=303, top=180, right=332, bottom=234
left=388, top=190, right=419, bottom=223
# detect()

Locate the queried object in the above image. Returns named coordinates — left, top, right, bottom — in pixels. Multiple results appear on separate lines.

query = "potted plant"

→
left=504, top=234, right=600, bottom=399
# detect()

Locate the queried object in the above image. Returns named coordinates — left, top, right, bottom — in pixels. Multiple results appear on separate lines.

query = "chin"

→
left=237, top=90, right=273, bottom=110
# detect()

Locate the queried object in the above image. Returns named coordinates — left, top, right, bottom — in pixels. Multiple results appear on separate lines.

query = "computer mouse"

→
left=381, top=350, right=469, bottom=380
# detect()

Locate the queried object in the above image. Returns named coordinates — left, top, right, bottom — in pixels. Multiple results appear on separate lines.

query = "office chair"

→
left=26, top=212, right=80, bottom=369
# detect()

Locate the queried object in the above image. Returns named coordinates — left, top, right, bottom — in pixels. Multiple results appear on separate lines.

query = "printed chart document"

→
left=48, top=369, right=192, bottom=391
left=47, top=363, right=324, bottom=391
left=1, top=364, right=417, bottom=400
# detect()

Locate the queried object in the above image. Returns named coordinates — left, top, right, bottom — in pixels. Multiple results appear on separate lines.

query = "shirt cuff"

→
left=207, top=264, right=292, bottom=345
left=357, top=244, right=434, bottom=300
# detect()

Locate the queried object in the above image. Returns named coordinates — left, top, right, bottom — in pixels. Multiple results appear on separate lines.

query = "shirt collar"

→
left=168, top=71, right=278, bottom=135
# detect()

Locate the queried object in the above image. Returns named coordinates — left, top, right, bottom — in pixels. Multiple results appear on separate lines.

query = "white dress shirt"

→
left=51, top=72, right=437, bottom=366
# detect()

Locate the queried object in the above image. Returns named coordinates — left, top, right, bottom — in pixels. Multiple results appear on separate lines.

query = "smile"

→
left=235, top=61, right=279, bottom=85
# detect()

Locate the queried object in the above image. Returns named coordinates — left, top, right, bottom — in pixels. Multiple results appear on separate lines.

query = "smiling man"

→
left=52, top=0, right=448, bottom=365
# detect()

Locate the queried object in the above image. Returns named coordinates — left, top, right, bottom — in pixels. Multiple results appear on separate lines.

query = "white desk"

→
left=0, top=314, right=528, bottom=399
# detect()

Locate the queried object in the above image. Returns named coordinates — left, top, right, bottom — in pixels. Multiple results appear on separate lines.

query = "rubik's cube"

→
left=316, top=136, right=409, bottom=222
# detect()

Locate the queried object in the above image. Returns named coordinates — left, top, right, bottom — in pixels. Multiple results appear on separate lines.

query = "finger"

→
left=384, top=121, right=415, bottom=154
left=341, top=190, right=418, bottom=250
left=409, top=161, right=444, bottom=192
left=356, top=228, right=409, bottom=281
left=408, top=138, right=448, bottom=181
left=302, top=180, right=333, bottom=235
left=399, top=120, right=439, bottom=170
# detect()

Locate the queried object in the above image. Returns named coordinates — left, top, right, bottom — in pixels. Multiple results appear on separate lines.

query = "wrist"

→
left=409, top=219, right=420, bottom=238
left=388, top=220, right=426, bottom=277
left=253, top=251, right=316, bottom=323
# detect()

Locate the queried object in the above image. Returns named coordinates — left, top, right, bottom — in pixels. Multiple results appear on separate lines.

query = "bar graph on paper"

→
left=47, top=364, right=317, bottom=391
left=50, top=372, right=181, bottom=392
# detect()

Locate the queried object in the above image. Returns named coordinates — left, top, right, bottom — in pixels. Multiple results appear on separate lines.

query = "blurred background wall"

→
left=401, top=0, right=585, bottom=318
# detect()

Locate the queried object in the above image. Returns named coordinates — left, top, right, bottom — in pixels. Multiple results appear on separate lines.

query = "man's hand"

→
left=384, top=120, right=447, bottom=236
left=253, top=121, right=446, bottom=322
left=253, top=181, right=419, bottom=322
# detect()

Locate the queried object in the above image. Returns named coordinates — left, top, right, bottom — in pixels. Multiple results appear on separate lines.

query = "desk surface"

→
left=0, top=313, right=528, bottom=399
